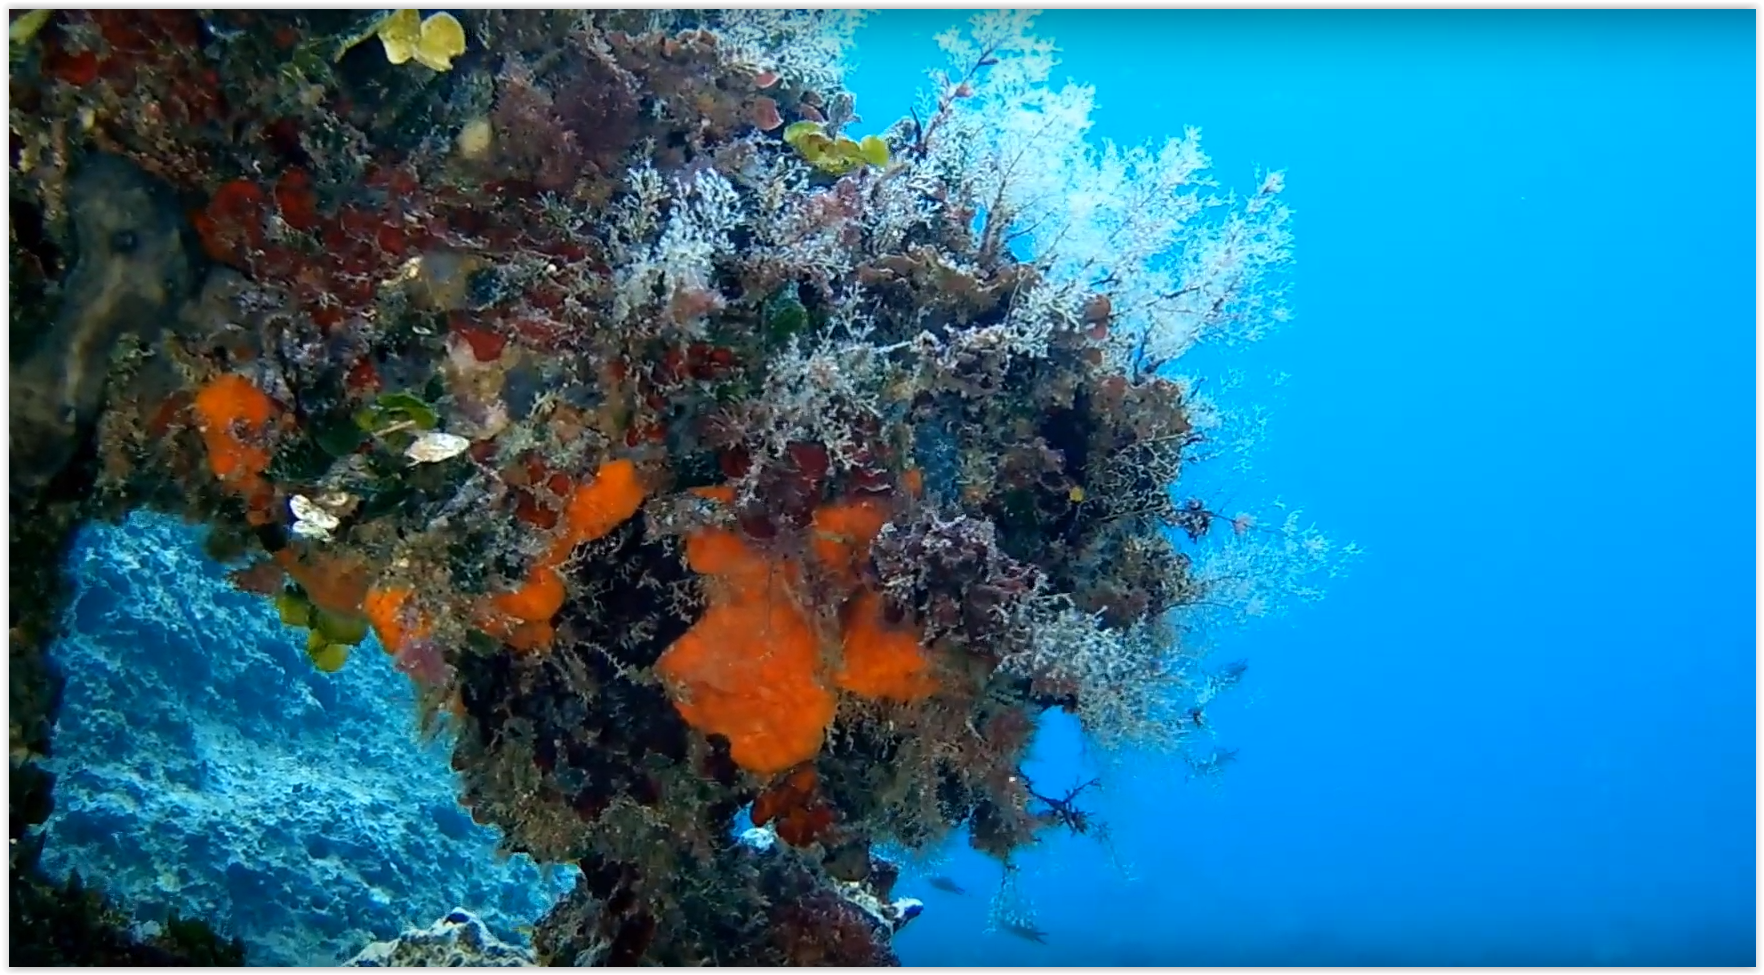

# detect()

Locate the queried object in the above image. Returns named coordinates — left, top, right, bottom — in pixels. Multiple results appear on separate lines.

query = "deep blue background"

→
left=845, top=9, right=1756, bottom=966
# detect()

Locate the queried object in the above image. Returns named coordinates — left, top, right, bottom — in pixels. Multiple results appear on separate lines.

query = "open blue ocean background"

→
left=37, top=8, right=1753, bottom=967
left=844, top=8, right=1757, bottom=966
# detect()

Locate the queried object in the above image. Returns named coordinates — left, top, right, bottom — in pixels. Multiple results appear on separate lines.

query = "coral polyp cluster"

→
left=10, top=8, right=1345, bottom=964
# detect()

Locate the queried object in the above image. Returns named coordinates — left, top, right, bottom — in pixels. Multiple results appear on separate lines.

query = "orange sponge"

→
left=835, top=590, right=936, bottom=701
left=685, top=527, right=784, bottom=599
left=561, top=458, right=645, bottom=545
left=193, top=374, right=280, bottom=522
left=656, top=590, right=835, bottom=775
left=193, top=374, right=275, bottom=483
left=481, top=459, right=648, bottom=653
left=809, top=498, right=888, bottom=585
left=492, top=565, right=567, bottom=622
left=364, top=586, right=430, bottom=653
left=658, top=504, right=835, bottom=774
left=656, top=487, right=948, bottom=772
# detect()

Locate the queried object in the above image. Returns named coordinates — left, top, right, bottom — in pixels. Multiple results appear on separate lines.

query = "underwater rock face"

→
left=738, top=825, right=926, bottom=938
left=38, top=512, right=574, bottom=966
left=10, top=154, right=199, bottom=500
left=345, top=908, right=533, bottom=967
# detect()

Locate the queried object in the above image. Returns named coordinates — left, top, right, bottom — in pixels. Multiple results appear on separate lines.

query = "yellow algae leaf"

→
left=309, top=642, right=350, bottom=673
left=375, top=9, right=466, bottom=71
left=413, top=11, right=466, bottom=72
left=375, top=8, right=423, bottom=65
left=819, top=137, right=864, bottom=175
left=305, top=629, right=351, bottom=671
left=312, top=606, right=371, bottom=647
left=10, top=8, right=55, bottom=46
left=857, top=134, right=890, bottom=168
left=275, top=591, right=313, bottom=628
left=782, top=120, right=824, bottom=150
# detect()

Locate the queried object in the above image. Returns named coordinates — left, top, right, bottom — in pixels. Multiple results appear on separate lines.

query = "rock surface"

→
left=345, top=909, right=533, bottom=967
left=37, top=511, right=574, bottom=966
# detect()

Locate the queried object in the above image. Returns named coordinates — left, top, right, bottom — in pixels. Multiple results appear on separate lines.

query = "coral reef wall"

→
left=37, top=512, right=572, bottom=966
left=8, top=9, right=1347, bottom=964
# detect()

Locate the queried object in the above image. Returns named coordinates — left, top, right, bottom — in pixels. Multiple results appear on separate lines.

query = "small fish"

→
left=405, top=430, right=471, bottom=464
left=999, top=921, right=1048, bottom=945
left=926, top=876, right=966, bottom=895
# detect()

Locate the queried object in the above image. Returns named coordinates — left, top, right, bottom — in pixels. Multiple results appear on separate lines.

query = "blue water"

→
left=845, top=9, right=1756, bottom=966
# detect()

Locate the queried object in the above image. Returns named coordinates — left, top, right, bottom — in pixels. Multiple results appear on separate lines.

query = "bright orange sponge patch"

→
left=659, top=517, right=833, bottom=774
left=656, top=593, right=836, bottom=776
left=492, top=565, right=567, bottom=622
left=657, top=490, right=940, bottom=775
left=193, top=374, right=275, bottom=484
left=835, top=591, right=936, bottom=701
left=560, top=458, right=645, bottom=547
